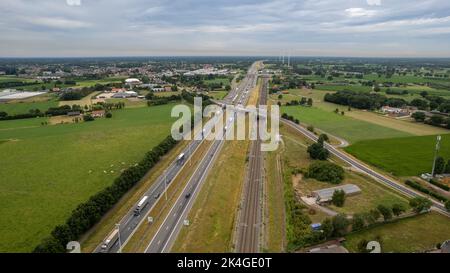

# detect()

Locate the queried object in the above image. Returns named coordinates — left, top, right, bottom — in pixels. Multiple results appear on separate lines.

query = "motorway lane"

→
left=144, top=62, right=261, bottom=253
left=94, top=136, right=204, bottom=253
left=282, top=119, right=450, bottom=216
left=145, top=139, right=224, bottom=253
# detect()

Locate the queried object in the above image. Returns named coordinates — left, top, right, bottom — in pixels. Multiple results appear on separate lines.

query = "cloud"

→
left=367, top=0, right=381, bottom=6
left=345, top=8, right=377, bottom=18
left=66, top=0, right=81, bottom=6
left=24, top=16, right=91, bottom=29
left=0, top=0, right=449, bottom=57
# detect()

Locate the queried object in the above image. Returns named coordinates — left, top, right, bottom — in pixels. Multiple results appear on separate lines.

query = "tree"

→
left=445, top=200, right=450, bottom=212
left=318, top=134, right=329, bottom=143
left=373, top=84, right=381, bottom=92
left=33, top=236, right=66, bottom=253
left=307, top=161, right=344, bottom=184
left=105, top=112, right=112, bottom=118
left=307, top=125, right=314, bottom=132
left=83, top=114, right=94, bottom=122
left=369, top=209, right=381, bottom=223
left=171, top=85, right=178, bottom=92
left=331, top=214, right=350, bottom=237
left=320, top=218, right=334, bottom=238
left=444, top=160, right=450, bottom=174
left=434, top=156, right=445, bottom=175
left=391, top=203, right=406, bottom=217
left=352, top=213, right=366, bottom=232
left=332, top=190, right=346, bottom=207
left=357, top=239, right=371, bottom=253
left=278, top=94, right=283, bottom=100
left=377, top=204, right=393, bottom=221
left=409, top=197, right=432, bottom=213
left=420, top=91, right=429, bottom=98
left=0, top=111, right=8, bottom=118
left=411, top=111, right=426, bottom=122
left=307, top=98, right=313, bottom=106
left=307, top=142, right=329, bottom=161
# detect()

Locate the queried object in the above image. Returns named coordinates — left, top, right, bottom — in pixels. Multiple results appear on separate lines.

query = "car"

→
left=185, top=193, right=191, bottom=199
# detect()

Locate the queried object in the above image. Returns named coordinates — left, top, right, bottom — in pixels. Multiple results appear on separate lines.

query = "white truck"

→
left=177, top=153, right=185, bottom=164
left=101, top=229, right=119, bottom=252
left=134, top=196, right=149, bottom=216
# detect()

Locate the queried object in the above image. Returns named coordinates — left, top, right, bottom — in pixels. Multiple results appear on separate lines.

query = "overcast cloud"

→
left=0, top=0, right=449, bottom=57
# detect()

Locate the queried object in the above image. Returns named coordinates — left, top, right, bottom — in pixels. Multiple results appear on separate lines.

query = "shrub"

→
left=409, top=197, right=432, bottom=213
left=332, top=190, right=346, bottom=207
left=307, top=161, right=344, bottom=184
left=105, top=112, right=113, bottom=119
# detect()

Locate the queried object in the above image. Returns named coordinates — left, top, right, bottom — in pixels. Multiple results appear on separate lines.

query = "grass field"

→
left=281, top=106, right=411, bottom=143
left=274, top=89, right=447, bottom=137
left=204, top=77, right=231, bottom=87
left=344, top=212, right=450, bottom=253
left=345, top=134, right=450, bottom=176
left=0, top=100, right=58, bottom=115
left=0, top=104, right=179, bottom=252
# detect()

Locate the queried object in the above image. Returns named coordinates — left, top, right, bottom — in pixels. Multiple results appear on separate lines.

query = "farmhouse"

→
left=67, top=111, right=81, bottom=117
left=91, top=110, right=105, bottom=118
left=112, top=91, right=138, bottom=98
left=381, top=106, right=410, bottom=117
left=312, top=184, right=361, bottom=204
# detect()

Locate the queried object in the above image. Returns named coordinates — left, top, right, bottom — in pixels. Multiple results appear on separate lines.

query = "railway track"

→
left=236, top=76, right=268, bottom=253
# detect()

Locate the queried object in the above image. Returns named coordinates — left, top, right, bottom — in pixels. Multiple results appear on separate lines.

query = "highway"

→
left=144, top=62, right=261, bottom=253
left=95, top=62, right=260, bottom=253
left=235, top=76, right=268, bottom=253
left=282, top=119, right=450, bottom=217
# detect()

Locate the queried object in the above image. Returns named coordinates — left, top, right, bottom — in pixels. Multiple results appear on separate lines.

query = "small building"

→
left=112, top=91, right=138, bottom=98
left=91, top=110, right=106, bottom=118
left=441, top=240, right=450, bottom=253
left=381, top=106, right=410, bottom=117
left=67, top=111, right=81, bottom=117
left=125, top=78, right=142, bottom=86
left=312, top=184, right=361, bottom=204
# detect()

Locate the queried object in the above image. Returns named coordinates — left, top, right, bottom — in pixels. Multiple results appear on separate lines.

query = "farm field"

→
left=344, top=212, right=450, bottom=253
left=0, top=104, right=179, bottom=252
left=345, top=134, right=450, bottom=176
left=0, top=100, right=58, bottom=115
left=273, top=89, right=447, bottom=136
left=281, top=105, right=411, bottom=143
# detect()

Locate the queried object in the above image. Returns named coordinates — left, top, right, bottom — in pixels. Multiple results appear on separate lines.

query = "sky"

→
left=1, top=0, right=450, bottom=57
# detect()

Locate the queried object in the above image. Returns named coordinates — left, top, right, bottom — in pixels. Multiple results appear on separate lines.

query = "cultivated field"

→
left=345, top=134, right=450, bottom=176
left=281, top=106, right=411, bottom=143
left=0, top=104, right=179, bottom=252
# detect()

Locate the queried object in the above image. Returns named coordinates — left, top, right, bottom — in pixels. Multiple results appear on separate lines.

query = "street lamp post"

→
left=164, top=170, right=168, bottom=201
left=115, top=223, right=122, bottom=253
left=432, top=135, right=442, bottom=177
